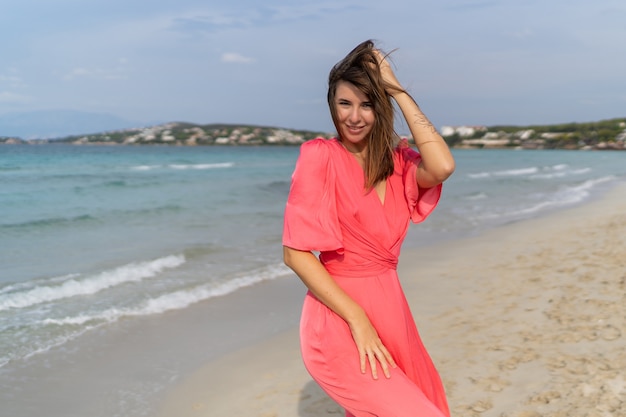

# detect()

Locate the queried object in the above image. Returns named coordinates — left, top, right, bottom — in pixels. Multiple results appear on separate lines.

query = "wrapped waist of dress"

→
left=322, top=259, right=398, bottom=278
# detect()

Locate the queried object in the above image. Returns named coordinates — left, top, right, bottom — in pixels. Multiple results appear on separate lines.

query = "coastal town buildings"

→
left=2, top=120, right=625, bottom=150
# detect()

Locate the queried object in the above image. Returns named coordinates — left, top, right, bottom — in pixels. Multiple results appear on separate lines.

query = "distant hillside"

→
left=1, top=122, right=332, bottom=146
left=442, top=117, right=626, bottom=150
left=2, top=117, right=625, bottom=150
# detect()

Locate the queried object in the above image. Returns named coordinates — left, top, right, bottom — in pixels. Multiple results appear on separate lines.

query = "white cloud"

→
left=168, top=3, right=362, bottom=35
left=0, top=91, right=30, bottom=103
left=64, top=67, right=91, bottom=80
left=64, top=66, right=128, bottom=81
left=220, top=52, right=255, bottom=64
left=170, top=11, right=256, bottom=34
left=0, top=74, right=26, bottom=88
left=267, top=3, right=364, bottom=21
left=0, top=75, right=22, bottom=83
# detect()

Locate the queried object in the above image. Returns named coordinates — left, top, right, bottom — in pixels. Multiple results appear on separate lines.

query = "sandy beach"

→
left=157, top=183, right=626, bottom=417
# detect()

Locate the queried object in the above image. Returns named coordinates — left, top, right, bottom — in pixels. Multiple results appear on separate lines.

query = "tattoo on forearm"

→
left=412, top=112, right=438, bottom=134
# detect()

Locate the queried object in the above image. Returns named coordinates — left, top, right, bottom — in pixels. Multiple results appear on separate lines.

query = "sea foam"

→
left=42, top=263, right=292, bottom=327
left=0, top=255, right=185, bottom=311
left=479, top=175, right=617, bottom=219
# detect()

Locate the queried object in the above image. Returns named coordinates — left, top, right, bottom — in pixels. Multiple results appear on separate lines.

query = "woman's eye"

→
left=362, top=102, right=373, bottom=108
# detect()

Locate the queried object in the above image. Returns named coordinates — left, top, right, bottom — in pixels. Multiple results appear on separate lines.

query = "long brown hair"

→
left=327, top=40, right=401, bottom=189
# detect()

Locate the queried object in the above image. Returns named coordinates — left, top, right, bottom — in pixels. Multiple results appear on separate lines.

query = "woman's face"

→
left=334, top=81, right=374, bottom=151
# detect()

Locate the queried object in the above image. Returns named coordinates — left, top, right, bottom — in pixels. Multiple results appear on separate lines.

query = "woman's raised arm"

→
left=376, top=51, right=455, bottom=188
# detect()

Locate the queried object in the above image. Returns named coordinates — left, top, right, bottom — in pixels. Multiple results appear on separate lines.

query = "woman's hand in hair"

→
left=373, top=49, right=403, bottom=95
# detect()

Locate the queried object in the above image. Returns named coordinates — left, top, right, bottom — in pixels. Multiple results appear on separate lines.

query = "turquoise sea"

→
left=1, top=143, right=624, bottom=415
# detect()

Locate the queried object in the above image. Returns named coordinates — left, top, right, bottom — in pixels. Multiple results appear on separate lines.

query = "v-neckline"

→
left=374, top=180, right=387, bottom=206
left=334, top=138, right=387, bottom=206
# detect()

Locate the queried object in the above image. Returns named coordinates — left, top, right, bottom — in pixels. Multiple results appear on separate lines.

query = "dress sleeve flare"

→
left=282, top=139, right=344, bottom=253
left=398, top=144, right=442, bottom=224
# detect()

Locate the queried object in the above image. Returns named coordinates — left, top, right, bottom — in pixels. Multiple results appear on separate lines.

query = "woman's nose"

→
left=348, top=107, right=360, bottom=123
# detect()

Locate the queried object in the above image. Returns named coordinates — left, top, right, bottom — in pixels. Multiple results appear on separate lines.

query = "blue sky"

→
left=1, top=0, right=625, bottom=132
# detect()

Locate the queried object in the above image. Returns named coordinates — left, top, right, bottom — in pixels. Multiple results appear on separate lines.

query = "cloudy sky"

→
left=1, top=0, right=624, bottom=132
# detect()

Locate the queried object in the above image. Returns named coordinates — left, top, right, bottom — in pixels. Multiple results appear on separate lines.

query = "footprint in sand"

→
left=600, top=324, right=621, bottom=341
left=468, top=375, right=510, bottom=392
left=526, top=390, right=562, bottom=405
left=469, top=399, right=493, bottom=413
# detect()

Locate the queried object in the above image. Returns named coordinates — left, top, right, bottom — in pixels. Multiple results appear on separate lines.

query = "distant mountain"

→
left=0, top=110, right=142, bottom=139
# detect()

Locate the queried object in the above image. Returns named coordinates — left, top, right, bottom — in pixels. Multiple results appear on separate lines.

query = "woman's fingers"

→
left=382, top=345, right=397, bottom=371
left=350, top=313, right=396, bottom=379
left=368, top=351, right=380, bottom=379
left=373, top=49, right=402, bottom=93
left=360, top=349, right=367, bottom=374
left=373, top=344, right=396, bottom=379
left=360, top=345, right=397, bottom=380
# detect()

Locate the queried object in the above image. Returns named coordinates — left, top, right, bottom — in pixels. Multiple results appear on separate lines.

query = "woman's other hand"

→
left=349, top=311, right=397, bottom=380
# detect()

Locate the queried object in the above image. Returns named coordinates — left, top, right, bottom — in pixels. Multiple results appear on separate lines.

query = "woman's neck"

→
left=338, top=139, right=367, bottom=168
left=339, top=139, right=367, bottom=157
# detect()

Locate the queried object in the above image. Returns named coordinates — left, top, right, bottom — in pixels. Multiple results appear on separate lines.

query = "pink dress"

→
left=283, top=138, right=450, bottom=417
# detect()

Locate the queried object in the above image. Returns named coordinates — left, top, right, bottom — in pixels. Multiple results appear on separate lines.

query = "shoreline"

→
left=157, top=182, right=626, bottom=417
left=0, top=268, right=306, bottom=417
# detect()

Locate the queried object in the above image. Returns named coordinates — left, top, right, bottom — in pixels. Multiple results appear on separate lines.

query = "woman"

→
left=283, top=40, right=455, bottom=417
